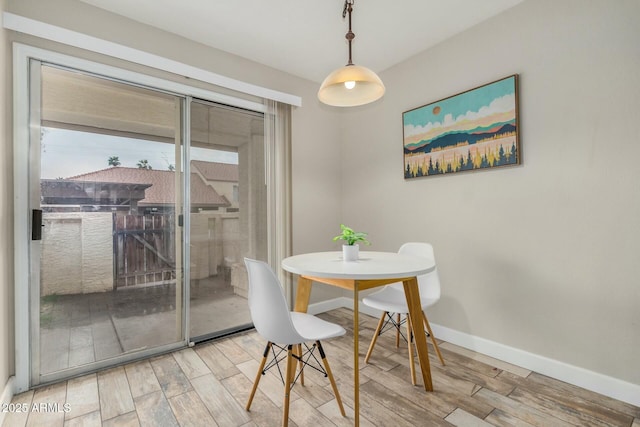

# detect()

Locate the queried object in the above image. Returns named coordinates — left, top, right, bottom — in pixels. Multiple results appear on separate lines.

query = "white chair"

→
left=243, top=258, right=346, bottom=427
left=362, top=242, right=445, bottom=385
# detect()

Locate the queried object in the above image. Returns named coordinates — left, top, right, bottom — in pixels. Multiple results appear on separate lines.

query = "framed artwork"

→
left=403, top=74, right=519, bottom=179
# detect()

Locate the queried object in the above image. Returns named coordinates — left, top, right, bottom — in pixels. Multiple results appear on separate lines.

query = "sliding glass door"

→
left=30, top=63, right=186, bottom=384
left=16, top=47, right=286, bottom=390
left=188, top=100, right=265, bottom=340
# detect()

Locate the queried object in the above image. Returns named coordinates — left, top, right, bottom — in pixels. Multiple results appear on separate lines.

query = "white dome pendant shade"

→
left=318, top=64, right=385, bottom=107
left=318, top=0, right=385, bottom=107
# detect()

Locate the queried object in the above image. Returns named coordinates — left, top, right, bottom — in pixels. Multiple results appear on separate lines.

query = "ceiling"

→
left=78, top=0, right=524, bottom=83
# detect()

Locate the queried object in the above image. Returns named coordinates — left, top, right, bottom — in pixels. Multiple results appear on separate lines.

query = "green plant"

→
left=333, top=224, right=370, bottom=246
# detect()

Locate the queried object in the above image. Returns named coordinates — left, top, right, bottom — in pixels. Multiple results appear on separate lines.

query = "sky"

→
left=403, top=76, right=516, bottom=138
left=41, top=127, right=238, bottom=179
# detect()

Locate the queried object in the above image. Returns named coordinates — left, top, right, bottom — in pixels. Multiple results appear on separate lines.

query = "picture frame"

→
left=403, top=74, right=519, bottom=179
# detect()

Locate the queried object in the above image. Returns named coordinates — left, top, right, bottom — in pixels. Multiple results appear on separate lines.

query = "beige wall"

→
left=1, top=0, right=14, bottom=395
left=341, top=0, right=640, bottom=385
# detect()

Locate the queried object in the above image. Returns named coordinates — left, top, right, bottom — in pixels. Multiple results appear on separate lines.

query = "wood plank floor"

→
left=4, top=308, right=639, bottom=427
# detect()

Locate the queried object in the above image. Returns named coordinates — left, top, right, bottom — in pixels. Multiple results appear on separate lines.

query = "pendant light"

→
left=318, top=0, right=385, bottom=107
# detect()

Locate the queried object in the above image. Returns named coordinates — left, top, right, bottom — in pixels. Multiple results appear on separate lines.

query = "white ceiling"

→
left=79, top=0, right=524, bottom=83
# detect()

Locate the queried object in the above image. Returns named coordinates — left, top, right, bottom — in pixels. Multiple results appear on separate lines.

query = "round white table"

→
left=282, top=250, right=434, bottom=280
left=282, top=251, right=436, bottom=426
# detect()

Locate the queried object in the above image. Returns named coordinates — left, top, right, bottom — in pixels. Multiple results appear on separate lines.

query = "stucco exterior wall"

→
left=190, top=212, right=239, bottom=280
left=41, top=213, right=113, bottom=295
left=214, top=181, right=238, bottom=210
left=40, top=211, right=241, bottom=295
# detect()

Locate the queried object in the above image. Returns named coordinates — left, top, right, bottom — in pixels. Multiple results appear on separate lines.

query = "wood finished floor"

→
left=4, top=308, right=639, bottom=427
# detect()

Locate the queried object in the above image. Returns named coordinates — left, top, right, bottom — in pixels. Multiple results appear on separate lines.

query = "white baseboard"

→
left=429, top=323, right=640, bottom=408
left=309, top=297, right=640, bottom=408
left=1, top=376, right=16, bottom=426
left=307, top=296, right=351, bottom=315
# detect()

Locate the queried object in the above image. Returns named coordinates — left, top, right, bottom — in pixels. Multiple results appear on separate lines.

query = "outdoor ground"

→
left=39, top=275, right=251, bottom=375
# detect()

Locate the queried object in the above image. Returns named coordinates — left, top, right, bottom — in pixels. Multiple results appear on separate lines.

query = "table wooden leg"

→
left=403, top=277, right=433, bottom=391
left=406, top=315, right=417, bottom=386
left=353, top=286, right=360, bottom=427
left=293, top=276, right=313, bottom=313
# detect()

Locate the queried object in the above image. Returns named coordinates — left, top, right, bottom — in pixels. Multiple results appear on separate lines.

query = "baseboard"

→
left=311, top=297, right=640, bottom=408
left=429, top=323, right=640, bottom=408
left=0, top=376, right=15, bottom=426
left=307, top=296, right=351, bottom=316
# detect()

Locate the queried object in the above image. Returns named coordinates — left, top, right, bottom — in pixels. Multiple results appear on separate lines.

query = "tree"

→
left=167, top=164, right=175, bottom=171
left=428, top=157, right=436, bottom=175
left=494, top=145, right=503, bottom=166
left=434, top=160, right=442, bottom=174
left=509, top=142, right=518, bottom=164
left=462, top=150, right=474, bottom=171
left=137, top=159, right=152, bottom=170
left=108, top=156, right=121, bottom=167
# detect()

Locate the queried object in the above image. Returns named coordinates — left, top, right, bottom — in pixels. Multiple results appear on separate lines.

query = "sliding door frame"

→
left=13, top=43, right=288, bottom=392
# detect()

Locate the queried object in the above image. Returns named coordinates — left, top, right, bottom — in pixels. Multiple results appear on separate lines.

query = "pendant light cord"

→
left=343, top=0, right=355, bottom=66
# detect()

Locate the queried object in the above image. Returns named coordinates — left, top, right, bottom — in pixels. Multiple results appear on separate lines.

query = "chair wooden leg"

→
left=246, top=342, right=272, bottom=411
left=422, top=311, right=445, bottom=366
left=296, top=344, right=304, bottom=386
left=282, top=345, right=295, bottom=427
left=395, top=313, right=401, bottom=347
left=365, top=311, right=386, bottom=363
left=406, top=315, right=417, bottom=386
left=317, top=341, right=346, bottom=417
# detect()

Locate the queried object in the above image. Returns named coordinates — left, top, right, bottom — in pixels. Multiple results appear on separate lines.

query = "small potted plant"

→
left=333, top=224, right=370, bottom=261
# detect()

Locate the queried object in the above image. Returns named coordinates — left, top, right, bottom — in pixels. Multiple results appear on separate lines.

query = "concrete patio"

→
left=39, top=275, right=252, bottom=376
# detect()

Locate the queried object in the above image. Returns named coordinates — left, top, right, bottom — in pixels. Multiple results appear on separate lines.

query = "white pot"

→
left=342, top=244, right=359, bottom=262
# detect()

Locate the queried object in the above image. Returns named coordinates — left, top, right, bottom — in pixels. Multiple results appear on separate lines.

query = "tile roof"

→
left=69, top=167, right=229, bottom=207
left=191, top=160, right=239, bottom=182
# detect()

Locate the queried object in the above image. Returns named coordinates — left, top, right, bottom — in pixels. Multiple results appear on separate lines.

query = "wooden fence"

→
left=113, top=213, right=177, bottom=288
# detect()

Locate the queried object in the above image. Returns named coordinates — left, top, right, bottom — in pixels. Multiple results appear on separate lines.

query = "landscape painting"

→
left=403, top=75, right=519, bottom=179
